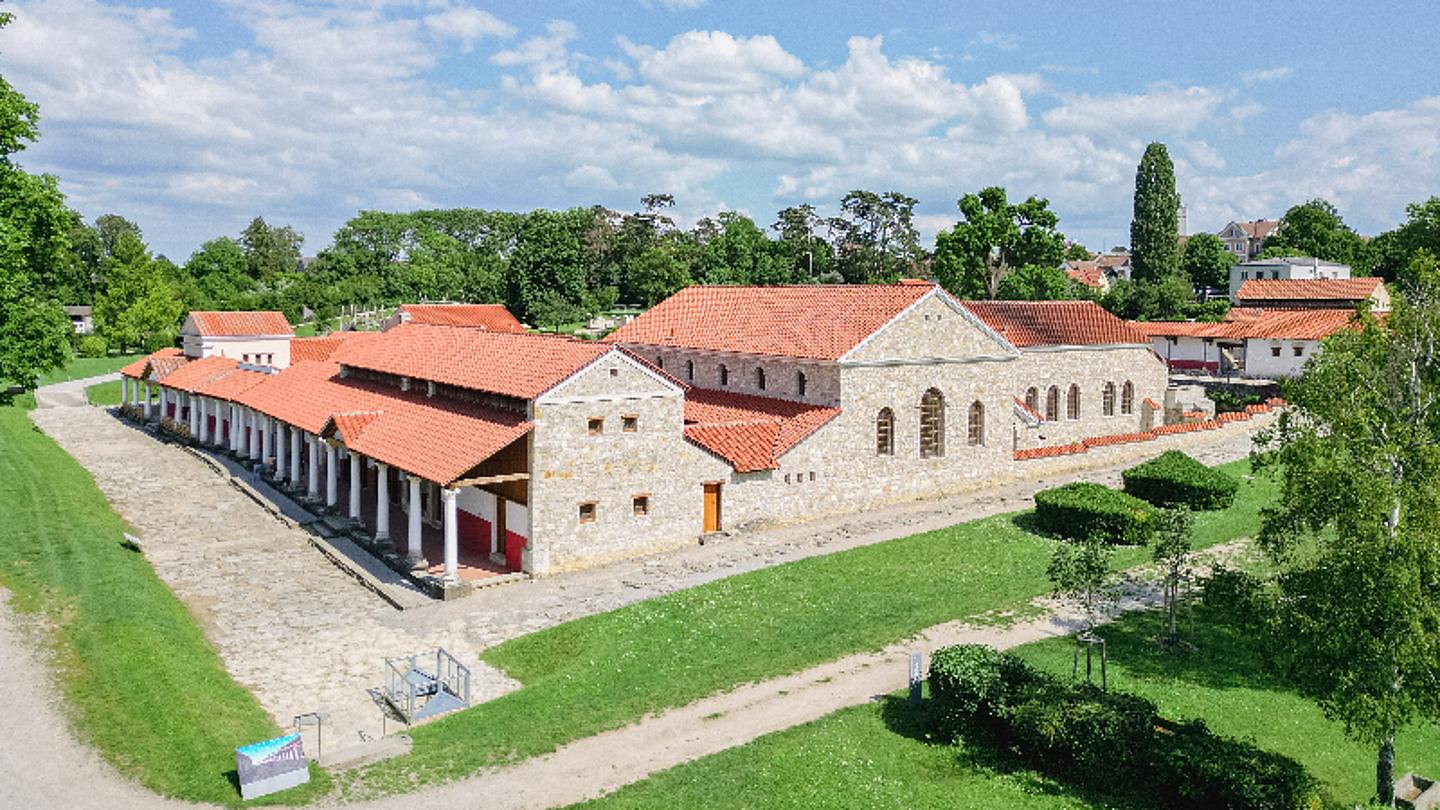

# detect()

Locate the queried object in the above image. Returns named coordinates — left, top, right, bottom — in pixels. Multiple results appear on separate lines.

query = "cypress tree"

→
left=1130, top=142, right=1181, bottom=282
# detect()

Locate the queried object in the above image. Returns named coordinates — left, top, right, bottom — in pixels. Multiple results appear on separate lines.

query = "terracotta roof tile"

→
left=1013, top=397, right=1044, bottom=426
left=1064, top=262, right=1105, bottom=287
left=1235, top=277, right=1383, bottom=303
left=120, top=348, right=182, bottom=379
left=194, top=367, right=272, bottom=402
left=333, top=323, right=612, bottom=399
left=399, top=304, right=525, bottom=332
left=156, top=355, right=240, bottom=392
left=961, top=301, right=1148, bottom=348
left=147, top=354, right=192, bottom=382
left=605, top=283, right=936, bottom=360
left=187, top=311, right=293, bottom=337
left=682, top=387, right=839, bottom=472
left=1131, top=308, right=1365, bottom=341
left=321, top=394, right=529, bottom=485
left=1014, top=442, right=1088, bottom=461
left=289, top=332, right=383, bottom=363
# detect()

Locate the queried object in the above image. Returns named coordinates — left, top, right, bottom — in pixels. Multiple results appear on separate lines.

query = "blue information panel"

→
left=236, top=733, right=310, bottom=801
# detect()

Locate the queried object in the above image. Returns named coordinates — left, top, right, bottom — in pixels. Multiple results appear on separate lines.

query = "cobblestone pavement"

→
left=33, top=404, right=1271, bottom=746
left=30, top=407, right=517, bottom=751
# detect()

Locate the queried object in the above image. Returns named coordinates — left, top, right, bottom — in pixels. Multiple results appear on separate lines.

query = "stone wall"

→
left=528, top=352, right=707, bottom=575
left=623, top=345, right=843, bottom=408
left=1007, top=345, right=1168, bottom=445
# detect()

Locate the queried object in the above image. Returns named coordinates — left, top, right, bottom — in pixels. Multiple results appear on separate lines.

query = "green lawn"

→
left=0, top=396, right=330, bottom=805
left=344, top=461, right=1276, bottom=798
left=37, top=352, right=144, bottom=385
left=86, top=379, right=122, bottom=406
left=578, top=605, right=1440, bottom=809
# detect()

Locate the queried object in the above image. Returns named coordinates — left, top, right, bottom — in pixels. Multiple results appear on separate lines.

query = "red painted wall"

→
left=505, top=531, right=526, bottom=572
left=456, top=510, right=492, bottom=556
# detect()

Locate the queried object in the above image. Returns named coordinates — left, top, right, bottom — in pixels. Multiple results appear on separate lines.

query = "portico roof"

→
left=682, top=388, right=839, bottom=473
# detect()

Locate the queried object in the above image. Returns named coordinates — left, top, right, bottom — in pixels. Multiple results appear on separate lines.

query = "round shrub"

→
left=77, top=335, right=108, bottom=358
left=1033, top=482, right=1155, bottom=545
left=1122, top=450, right=1238, bottom=510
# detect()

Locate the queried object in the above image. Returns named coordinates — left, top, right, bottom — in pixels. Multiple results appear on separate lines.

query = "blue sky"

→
left=5, top=0, right=1439, bottom=260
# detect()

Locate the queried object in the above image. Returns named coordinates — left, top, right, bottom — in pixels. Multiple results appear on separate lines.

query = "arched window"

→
left=920, top=388, right=945, bottom=458
left=686, top=360, right=695, bottom=381
left=1045, top=386, right=1060, bottom=422
left=967, top=400, right=985, bottom=446
left=1025, top=386, right=1039, bottom=412
left=797, top=372, right=807, bottom=397
left=1121, top=381, right=1135, bottom=415
left=719, top=364, right=729, bottom=386
left=1067, top=384, right=1080, bottom=420
left=875, top=408, right=894, bottom=455
left=755, top=367, right=766, bottom=390
left=1102, top=382, right=1116, bottom=416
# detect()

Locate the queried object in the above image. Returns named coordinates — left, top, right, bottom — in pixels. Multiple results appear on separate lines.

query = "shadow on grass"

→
left=1072, top=604, right=1292, bottom=694
left=878, top=694, right=1153, bottom=809
left=1007, top=510, right=1046, bottom=537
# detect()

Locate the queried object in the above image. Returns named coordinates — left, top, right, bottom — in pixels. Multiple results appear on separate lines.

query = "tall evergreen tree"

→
left=1129, top=142, right=1181, bottom=282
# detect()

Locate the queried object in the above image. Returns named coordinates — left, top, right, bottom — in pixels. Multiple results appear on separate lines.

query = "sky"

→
left=4, top=0, right=1439, bottom=261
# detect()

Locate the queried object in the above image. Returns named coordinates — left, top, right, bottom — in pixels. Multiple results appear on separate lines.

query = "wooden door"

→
left=702, top=483, right=721, bottom=533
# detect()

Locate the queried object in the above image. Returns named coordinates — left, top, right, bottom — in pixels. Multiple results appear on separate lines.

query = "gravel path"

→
left=9, top=403, right=1272, bottom=808
left=33, top=372, right=118, bottom=408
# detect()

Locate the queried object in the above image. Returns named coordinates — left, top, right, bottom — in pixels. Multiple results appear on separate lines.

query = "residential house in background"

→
left=1227, top=256, right=1352, bottom=300
left=1060, top=259, right=1108, bottom=291
left=1234, top=276, right=1388, bottom=311
left=64, top=305, right=93, bottom=335
left=1218, top=219, right=1279, bottom=260
left=381, top=303, right=527, bottom=332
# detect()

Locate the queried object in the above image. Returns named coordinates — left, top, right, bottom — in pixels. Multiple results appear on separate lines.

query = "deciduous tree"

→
left=1180, top=232, right=1235, bottom=291
left=933, top=186, right=1066, bottom=299
left=1130, top=143, right=1181, bottom=282
left=240, top=216, right=304, bottom=280
left=1261, top=198, right=1374, bottom=273
left=1254, top=252, right=1440, bottom=806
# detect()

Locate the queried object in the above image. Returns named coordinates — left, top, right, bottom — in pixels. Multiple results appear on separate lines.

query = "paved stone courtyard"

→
left=32, top=404, right=1269, bottom=756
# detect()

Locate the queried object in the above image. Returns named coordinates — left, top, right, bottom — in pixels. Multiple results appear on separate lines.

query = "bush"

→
left=1122, top=451, right=1238, bottom=510
left=77, top=335, right=108, bottom=358
left=1033, top=482, right=1155, bottom=545
left=928, top=644, right=1319, bottom=809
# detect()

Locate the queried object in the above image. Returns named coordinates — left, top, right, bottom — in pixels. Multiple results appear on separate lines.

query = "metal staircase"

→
left=381, top=648, right=471, bottom=724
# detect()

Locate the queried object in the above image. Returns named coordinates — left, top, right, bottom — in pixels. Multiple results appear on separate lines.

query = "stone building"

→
left=118, top=283, right=1170, bottom=583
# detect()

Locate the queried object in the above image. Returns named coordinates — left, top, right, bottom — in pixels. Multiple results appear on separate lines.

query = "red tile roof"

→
left=120, top=348, right=182, bottom=379
left=194, top=367, right=272, bottom=402
left=186, top=311, right=293, bottom=337
left=320, top=394, right=530, bottom=486
left=1064, top=262, right=1105, bottom=288
left=237, top=361, right=383, bottom=434
left=146, top=353, right=192, bottom=382
left=1236, top=219, right=1280, bottom=239
left=156, top=355, right=239, bottom=393
left=1130, top=307, right=1365, bottom=341
left=399, top=304, right=525, bottom=332
left=334, top=323, right=612, bottom=399
left=1013, top=397, right=1044, bottom=426
left=605, top=283, right=936, bottom=360
left=289, top=332, right=382, bottom=363
left=1234, top=277, right=1383, bottom=303
left=961, top=301, right=1148, bottom=348
left=682, top=388, right=839, bottom=472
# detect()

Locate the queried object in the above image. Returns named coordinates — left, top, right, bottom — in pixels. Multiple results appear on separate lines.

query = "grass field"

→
left=36, top=353, right=144, bottom=385
left=85, top=379, right=122, bottom=406
left=0, top=393, right=329, bottom=804
left=578, top=605, right=1440, bottom=809
left=345, top=460, right=1277, bottom=797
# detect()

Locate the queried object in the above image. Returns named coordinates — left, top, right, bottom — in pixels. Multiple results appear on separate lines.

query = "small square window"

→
left=809, top=471, right=816, bottom=482
left=579, top=502, right=596, bottom=524
left=609, top=368, right=618, bottom=377
left=632, top=495, right=649, bottom=517
left=622, top=415, right=638, bottom=433
left=1293, top=346, right=1304, bottom=357
left=588, top=417, right=604, bottom=435
left=1271, top=346, right=1282, bottom=358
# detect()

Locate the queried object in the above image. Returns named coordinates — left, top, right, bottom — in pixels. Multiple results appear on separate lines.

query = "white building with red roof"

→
left=1132, top=304, right=1375, bottom=378
left=116, top=287, right=1172, bottom=586
left=180, top=310, right=295, bottom=368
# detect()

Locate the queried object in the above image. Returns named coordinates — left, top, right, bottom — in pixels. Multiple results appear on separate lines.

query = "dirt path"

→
left=33, top=372, right=117, bottom=408
left=1, top=539, right=1242, bottom=809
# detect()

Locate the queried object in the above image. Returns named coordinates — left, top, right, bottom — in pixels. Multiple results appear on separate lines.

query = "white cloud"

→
left=973, top=30, right=1021, bottom=51
left=6, top=0, right=1436, bottom=259
left=1240, top=66, right=1294, bottom=85
left=424, top=5, right=517, bottom=49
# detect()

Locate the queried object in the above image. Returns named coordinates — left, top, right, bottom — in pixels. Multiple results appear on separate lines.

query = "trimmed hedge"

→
left=1033, top=482, right=1155, bottom=545
left=929, top=644, right=1319, bottom=810
left=1122, top=451, right=1239, bottom=510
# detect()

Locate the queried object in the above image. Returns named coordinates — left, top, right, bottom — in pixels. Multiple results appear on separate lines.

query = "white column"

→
left=188, top=395, right=198, bottom=436
left=197, top=398, right=208, bottom=444
left=441, top=487, right=459, bottom=584
left=214, top=402, right=226, bottom=447
left=289, top=428, right=302, bottom=488
left=307, top=436, right=320, bottom=499
left=261, top=416, right=273, bottom=467
left=349, top=452, right=362, bottom=520
left=121, top=377, right=130, bottom=405
left=375, top=464, right=390, bottom=541
left=273, top=421, right=286, bottom=479
left=143, top=384, right=152, bottom=419
left=325, top=444, right=338, bottom=507
left=249, top=412, right=261, bottom=461
left=407, top=476, right=423, bottom=562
